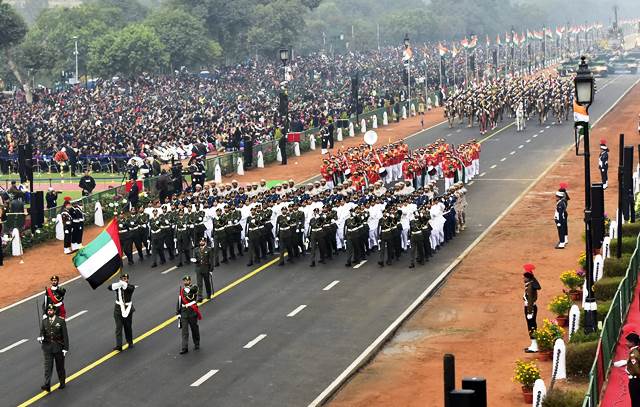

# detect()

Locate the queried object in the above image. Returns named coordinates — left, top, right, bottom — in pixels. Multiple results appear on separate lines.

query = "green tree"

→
left=0, top=0, right=32, bottom=101
left=144, top=7, right=222, bottom=70
left=88, top=24, right=169, bottom=77
left=247, top=0, right=309, bottom=56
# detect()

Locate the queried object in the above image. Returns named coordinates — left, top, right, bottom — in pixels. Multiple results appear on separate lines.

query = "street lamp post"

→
left=573, top=56, right=597, bottom=334
left=73, top=36, right=79, bottom=84
left=404, top=34, right=411, bottom=114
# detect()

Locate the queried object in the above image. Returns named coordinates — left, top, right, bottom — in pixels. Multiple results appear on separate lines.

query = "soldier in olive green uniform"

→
left=194, top=238, right=214, bottom=301
left=291, top=203, right=305, bottom=256
left=409, top=214, right=425, bottom=268
left=260, top=206, right=275, bottom=255
left=213, top=208, right=228, bottom=265
left=378, top=213, right=397, bottom=267
left=160, top=207, right=176, bottom=261
left=226, top=206, right=243, bottom=259
left=309, top=209, right=327, bottom=267
left=38, top=304, right=69, bottom=392
left=614, top=332, right=640, bottom=406
left=323, top=207, right=339, bottom=256
left=344, top=212, right=362, bottom=267
left=176, top=275, right=201, bottom=354
left=137, top=206, right=151, bottom=256
left=419, top=209, right=433, bottom=261
left=175, top=209, right=193, bottom=267
left=118, top=211, right=135, bottom=266
left=276, top=206, right=294, bottom=266
left=150, top=209, right=166, bottom=267
left=191, top=207, right=207, bottom=245
left=246, top=208, right=263, bottom=266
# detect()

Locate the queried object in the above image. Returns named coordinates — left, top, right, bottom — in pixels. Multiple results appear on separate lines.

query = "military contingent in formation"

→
left=443, top=73, right=574, bottom=134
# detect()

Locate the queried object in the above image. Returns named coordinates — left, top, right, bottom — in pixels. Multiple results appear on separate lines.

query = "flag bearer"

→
left=107, top=274, right=135, bottom=351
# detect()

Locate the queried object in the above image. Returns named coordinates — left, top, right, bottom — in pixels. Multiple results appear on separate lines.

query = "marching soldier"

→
left=194, top=238, right=214, bottom=302
left=213, top=208, right=228, bottom=265
left=43, top=275, right=66, bottom=319
left=613, top=331, right=640, bottom=406
left=409, top=213, right=426, bottom=268
left=118, top=210, right=135, bottom=265
left=191, top=205, right=207, bottom=244
left=599, top=139, right=609, bottom=189
left=61, top=198, right=73, bottom=254
left=378, top=212, right=396, bottom=267
left=420, top=208, right=433, bottom=261
left=176, top=275, right=201, bottom=354
left=38, top=304, right=69, bottom=392
left=276, top=206, right=295, bottom=266
left=150, top=208, right=166, bottom=268
left=554, top=186, right=568, bottom=249
left=107, top=274, right=135, bottom=351
left=309, top=208, right=327, bottom=267
left=175, top=208, right=192, bottom=267
left=160, top=206, right=176, bottom=261
left=344, top=210, right=362, bottom=267
left=246, top=208, right=263, bottom=267
left=523, top=264, right=541, bottom=353
left=135, top=206, right=151, bottom=257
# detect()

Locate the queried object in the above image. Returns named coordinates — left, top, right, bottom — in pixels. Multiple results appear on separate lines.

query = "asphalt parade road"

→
left=1, top=74, right=638, bottom=407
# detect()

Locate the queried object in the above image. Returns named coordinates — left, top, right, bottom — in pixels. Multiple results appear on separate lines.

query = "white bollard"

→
left=294, top=142, right=301, bottom=156
left=532, top=379, right=547, bottom=407
left=309, top=134, right=316, bottom=150
left=214, top=163, right=222, bottom=183
left=55, top=214, right=64, bottom=240
left=593, top=254, right=604, bottom=282
left=383, top=111, right=389, bottom=126
left=603, top=236, right=611, bottom=258
left=410, top=103, right=416, bottom=116
left=348, top=122, right=355, bottom=137
left=12, top=228, right=23, bottom=256
left=237, top=157, right=244, bottom=176
left=361, top=118, right=366, bottom=134
left=552, top=339, right=567, bottom=381
left=372, top=114, right=378, bottom=129
left=94, top=201, right=104, bottom=227
left=581, top=279, right=588, bottom=310
left=276, top=146, right=282, bottom=162
left=568, top=305, right=581, bottom=341
left=257, top=151, right=265, bottom=168
left=402, top=106, right=407, bottom=119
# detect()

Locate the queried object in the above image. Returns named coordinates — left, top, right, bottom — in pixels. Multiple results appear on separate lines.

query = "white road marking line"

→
left=525, top=139, right=531, bottom=143
left=533, top=134, right=538, bottom=138
left=490, top=164, right=497, bottom=169
left=518, top=145, right=524, bottom=149
left=552, top=122, right=556, bottom=125
left=353, top=260, right=367, bottom=269
left=539, top=130, right=544, bottom=133
left=66, top=310, right=88, bottom=322
left=479, top=172, right=487, bottom=177
left=190, top=370, right=219, bottom=387
left=456, top=129, right=461, bottom=133
left=161, top=266, right=178, bottom=275
left=446, top=133, right=452, bottom=137
left=0, top=339, right=28, bottom=353
left=510, top=151, right=515, bottom=155
left=500, top=157, right=506, bottom=162
left=287, top=305, right=307, bottom=317
left=323, top=280, right=340, bottom=291
left=546, top=125, right=550, bottom=129
left=243, top=334, right=267, bottom=349
left=468, top=181, right=475, bottom=185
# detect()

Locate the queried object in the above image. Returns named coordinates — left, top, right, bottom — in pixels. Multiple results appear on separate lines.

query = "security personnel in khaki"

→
left=194, top=238, right=214, bottom=301
left=38, top=304, right=69, bottom=392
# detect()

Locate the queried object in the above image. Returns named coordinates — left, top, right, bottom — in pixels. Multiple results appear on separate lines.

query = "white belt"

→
left=115, top=301, right=132, bottom=306
left=53, top=302, right=63, bottom=307
left=182, top=301, right=196, bottom=308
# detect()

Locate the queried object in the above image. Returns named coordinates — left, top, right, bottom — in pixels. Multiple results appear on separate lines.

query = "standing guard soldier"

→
left=61, top=198, right=73, bottom=254
left=599, top=139, right=609, bottom=189
left=554, top=187, right=568, bottom=249
left=107, top=274, right=135, bottom=351
left=194, top=238, right=214, bottom=302
left=43, top=275, right=66, bottom=319
left=150, top=209, right=166, bottom=267
left=118, top=211, right=135, bottom=265
left=70, top=200, right=84, bottom=251
left=38, top=304, right=69, bottom=392
left=177, top=275, right=201, bottom=354
left=175, top=208, right=192, bottom=267
left=523, top=264, right=541, bottom=353
left=613, top=331, right=640, bottom=406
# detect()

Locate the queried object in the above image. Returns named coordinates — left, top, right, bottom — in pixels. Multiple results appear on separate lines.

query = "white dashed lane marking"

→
left=323, top=281, right=340, bottom=291
left=287, top=305, right=307, bottom=317
left=190, top=370, right=219, bottom=387
left=161, top=266, right=178, bottom=275
left=0, top=339, right=28, bottom=353
left=518, top=145, right=524, bottom=149
left=243, top=334, right=267, bottom=349
left=66, top=310, right=88, bottom=322
left=510, top=151, right=515, bottom=155
left=500, top=157, right=506, bottom=162
left=490, top=165, right=497, bottom=169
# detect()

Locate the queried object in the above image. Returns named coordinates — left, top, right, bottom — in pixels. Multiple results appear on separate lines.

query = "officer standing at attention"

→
left=177, top=275, right=201, bottom=354
left=38, top=304, right=69, bottom=392
left=107, top=274, right=135, bottom=351
left=43, top=275, right=67, bottom=319
left=554, top=186, right=568, bottom=249
left=614, top=331, right=640, bottom=406
left=599, top=139, right=609, bottom=189
left=195, top=238, right=214, bottom=302
left=523, top=264, right=541, bottom=353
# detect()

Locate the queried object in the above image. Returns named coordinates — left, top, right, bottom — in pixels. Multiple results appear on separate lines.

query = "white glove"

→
left=184, top=287, right=190, bottom=293
left=62, top=350, right=68, bottom=357
left=556, top=223, right=561, bottom=227
left=42, top=314, right=47, bottom=320
left=37, top=336, right=44, bottom=344
left=190, top=258, right=197, bottom=263
left=111, top=282, right=122, bottom=290
left=526, top=313, right=534, bottom=320
left=614, top=360, right=628, bottom=367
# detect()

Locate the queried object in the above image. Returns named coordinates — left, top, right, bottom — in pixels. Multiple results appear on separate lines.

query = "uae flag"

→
left=72, top=220, right=123, bottom=289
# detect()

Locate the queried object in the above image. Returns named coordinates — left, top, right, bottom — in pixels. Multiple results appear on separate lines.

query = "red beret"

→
left=600, top=138, right=607, bottom=145
left=523, top=263, right=536, bottom=273
left=63, top=196, right=72, bottom=202
left=559, top=182, right=568, bottom=190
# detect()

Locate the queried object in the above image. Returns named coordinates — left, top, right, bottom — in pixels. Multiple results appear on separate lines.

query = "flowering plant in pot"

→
left=513, top=359, right=541, bottom=403
left=533, top=319, right=565, bottom=360
left=560, top=269, right=585, bottom=301
left=548, top=294, right=572, bottom=326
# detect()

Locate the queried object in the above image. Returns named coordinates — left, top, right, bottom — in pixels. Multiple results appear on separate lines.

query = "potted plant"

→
left=548, top=294, right=572, bottom=326
left=513, top=359, right=541, bottom=403
left=560, top=269, right=585, bottom=301
left=533, top=319, right=565, bottom=361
